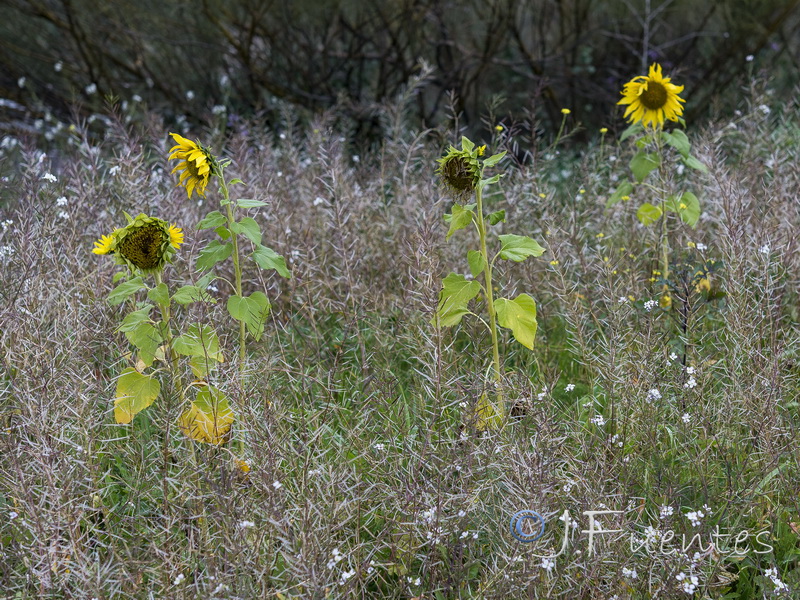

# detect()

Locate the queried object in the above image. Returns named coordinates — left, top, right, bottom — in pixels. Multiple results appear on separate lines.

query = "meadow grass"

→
left=0, top=84, right=799, bottom=599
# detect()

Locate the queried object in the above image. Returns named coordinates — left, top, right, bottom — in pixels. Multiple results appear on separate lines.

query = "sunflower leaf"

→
left=620, top=122, right=643, bottom=142
left=444, top=203, right=476, bottom=240
left=436, top=273, right=481, bottom=327
left=636, top=203, right=663, bottom=226
left=460, top=136, right=475, bottom=153
left=467, top=250, right=485, bottom=277
left=252, top=245, right=291, bottom=278
left=124, top=322, right=163, bottom=367
left=488, top=209, right=506, bottom=225
left=172, top=285, right=215, bottom=305
left=630, top=152, right=660, bottom=182
left=495, top=293, right=538, bottom=350
left=173, top=323, right=223, bottom=362
left=114, top=368, right=160, bottom=425
left=108, top=276, right=145, bottom=306
left=683, top=154, right=708, bottom=173
left=178, top=384, right=234, bottom=445
left=498, top=234, right=546, bottom=262
left=227, top=292, right=271, bottom=341
left=147, top=283, right=169, bottom=305
left=196, top=240, right=233, bottom=271
left=661, top=130, right=691, bottom=158
left=236, top=198, right=268, bottom=208
left=197, top=211, right=226, bottom=230
left=482, top=151, right=507, bottom=168
left=607, top=180, right=634, bottom=207
left=665, top=192, right=701, bottom=227
left=230, top=217, right=262, bottom=245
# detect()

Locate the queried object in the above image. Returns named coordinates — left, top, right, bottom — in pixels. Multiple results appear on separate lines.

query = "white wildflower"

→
left=173, top=573, right=185, bottom=585
left=622, top=567, right=638, bottom=580
left=565, top=383, right=575, bottom=392
left=659, top=505, right=674, bottom=519
left=686, top=510, right=704, bottom=527
left=682, top=413, right=691, bottom=424
left=41, top=173, right=57, bottom=182
left=56, top=196, right=68, bottom=206
left=272, top=480, right=282, bottom=489
left=647, top=388, right=662, bottom=402
left=591, top=415, right=606, bottom=427
left=684, top=377, right=697, bottom=389
left=644, top=299, right=658, bottom=311
left=541, top=558, right=555, bottom=573
left=85, top=83, right=97, bottom=95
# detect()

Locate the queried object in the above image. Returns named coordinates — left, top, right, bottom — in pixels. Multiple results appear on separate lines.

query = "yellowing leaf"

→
left=178, top=385, right=234, bottom=445
left=114, top=368, right=160, bottom=424
left=495, top=293, right=538, bottom=350
left=474, top=392, right=502, bottom=431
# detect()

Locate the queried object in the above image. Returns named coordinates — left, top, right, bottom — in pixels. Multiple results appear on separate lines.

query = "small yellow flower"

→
left=596, top=232, right=605, bottom=238
left=495, top=125, right=504, bottom=132
left=92, top=233, right=116, bottom=255
left=621, top=195, right=630, bottom=201
left=579, top=188, right=586, bottom=194
left=550, top=260, right=559, bottom=266
left=680, top=202, right=687, bottom=209
left=476, top=145, right=486, bottom=156
left=561, top=108, right=571, bottom=115
left=169, top=224, right=184, bottom=249
left=687, top=241, right=696, bottom=248
left=618, top=63, right=686, bottom=129
left=235, top=459, right=251, bottom=474
left=600, top=127, right=608, bottom=134
left=628, top=295, right=636, bottom=302
left=168, top=133, right=216, bottom=199
left=538, top=193, right=546, bottom=198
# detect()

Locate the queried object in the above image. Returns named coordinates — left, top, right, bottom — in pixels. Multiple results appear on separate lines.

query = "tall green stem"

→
left=153, top=271, right=209, bottom=549
left=475, top=184, right=504, bottom=421
left=219, top=175, right=246, bottom=367
left=654, top=132, right=670, bottom=300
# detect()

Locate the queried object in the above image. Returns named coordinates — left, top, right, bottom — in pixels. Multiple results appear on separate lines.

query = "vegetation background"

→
left=1, top=1, right=800, bottom=599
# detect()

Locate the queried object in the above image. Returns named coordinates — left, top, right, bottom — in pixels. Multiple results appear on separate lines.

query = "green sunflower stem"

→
left=219, top=174, right=246, bottom=369
left=475, top=183, right=504, bottom=422
left=152, top=271, right=210, bottom=550
left=654, top=130, right=671, bottom=300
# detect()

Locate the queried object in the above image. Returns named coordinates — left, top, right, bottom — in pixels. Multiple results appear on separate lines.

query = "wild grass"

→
left=0, top=82, right=799, bottom=599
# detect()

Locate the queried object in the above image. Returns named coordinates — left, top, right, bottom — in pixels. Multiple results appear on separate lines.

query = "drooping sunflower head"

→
left=436, top=137, right=484, bottom=201
left=618, top=63, right=686, bottom=129
left=168, top=133, right=217, bottom=199
left=113, top=213, right=183, bottom=273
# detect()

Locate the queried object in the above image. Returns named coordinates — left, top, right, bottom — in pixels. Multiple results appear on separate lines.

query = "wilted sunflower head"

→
left=436, top=137, right=485, bottom=201
left=108, top=213, right=183, bottom=273
left=168, top=133, right=217, bottom=199
left=618, top=63, right=686, bottom=129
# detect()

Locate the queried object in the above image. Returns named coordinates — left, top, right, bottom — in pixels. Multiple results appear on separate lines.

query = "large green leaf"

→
left=227, top=292, right=271, bottom=340
left=173, top=323, right=223, bottom=363
left=118, top=305, right=152, bottom=332
left=230, top=217, right=262, bottom=245
left=108, top=277, right=145, bottom=306
left=436, top=273, right=481, bottom=327
left=197, top=210, right=226, bottom=230
left=630, top=152, right=660, bottom=182
left=498, top=234, right=545, bottom=262
left=196, top=240, right=233, bottom=271
left=124, top=321, right=163, bottom=367
left=114, top=368, right=160, bottom=424
left=147, top=283, right=169, bottom=306
left=444, top=203, right=476, bottom=240
left=665, top=192, right=701, bottom=227
left=482, top=150, right=507, bottom=167
left=488, top=210, right=506, bottom=225
left=467, top=250, right=485, bottom=277
left=683, top=155, right=708, bottom=173
left=178, top=384, right=234, bottom=445
left=636, top=203, right=663, bottom=226
left=661, top=130, right=691, bottom=158
left=172, top=285, right=214, bottom=305
left=252, top=245, right=291, bottom=278
left=495, top=293, right=538, bottom=350
left=607, top=180, right=634, bottom=208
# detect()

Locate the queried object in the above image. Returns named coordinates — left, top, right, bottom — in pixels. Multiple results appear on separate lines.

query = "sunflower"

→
left=436, top=138, right=484, bottom=201
left=102, top=213, right=183, bottom=273
left=618, top=63, right=686, bottom=129
left=92, top=233, right=117, bottom=255
left=168, top=133, right=216, bottom=199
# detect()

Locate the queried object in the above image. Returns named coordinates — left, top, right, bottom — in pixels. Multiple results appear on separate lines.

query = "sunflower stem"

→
left=219, top=173, right=246, bottom=369
left=153, top=271, right=209, bottom=551
left=475, top=183, right=504, bottom=424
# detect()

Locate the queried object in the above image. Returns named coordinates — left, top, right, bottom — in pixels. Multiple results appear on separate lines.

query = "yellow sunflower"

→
left=618, top=63, right=686, bottom=129
left=92, top=233, right=116, bottom=255
left=168, top=224, right=184, bottom=248
left=168, top=133, right=215, bottom=199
